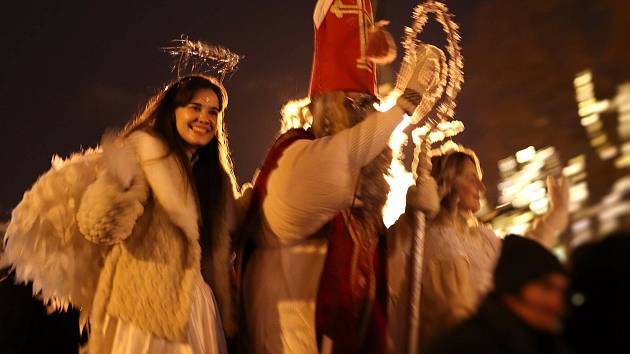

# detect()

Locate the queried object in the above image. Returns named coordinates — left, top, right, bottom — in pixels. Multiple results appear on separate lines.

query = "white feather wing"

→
left=1, top=149, right=111, bottom=327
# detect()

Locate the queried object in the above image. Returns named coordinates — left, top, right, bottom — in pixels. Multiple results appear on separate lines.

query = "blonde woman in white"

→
left=419, top=143, right=568, bottom=350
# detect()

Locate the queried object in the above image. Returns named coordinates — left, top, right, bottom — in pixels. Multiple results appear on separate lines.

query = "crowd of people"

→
left=1, top=1, right=629, bottom=354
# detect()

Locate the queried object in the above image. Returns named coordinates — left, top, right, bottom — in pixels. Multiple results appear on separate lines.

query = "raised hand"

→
left=408, top=44, right=442, bottom=95
left=547, top=175, right=569, bottom=213
left=396, top=43, right=444, bottom=123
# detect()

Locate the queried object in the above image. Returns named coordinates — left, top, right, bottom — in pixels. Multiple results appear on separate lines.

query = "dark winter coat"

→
left=427, top=293, right=573, bottom=354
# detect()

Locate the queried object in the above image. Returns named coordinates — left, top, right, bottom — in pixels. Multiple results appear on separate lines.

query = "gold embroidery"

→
left=329, top=0, right=374, bottom=72
left=342, top=210, right=378, bottom=303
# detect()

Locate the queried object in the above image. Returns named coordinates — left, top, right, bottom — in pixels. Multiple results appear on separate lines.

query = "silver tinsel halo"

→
left=162, top=35, right=243, bottom=81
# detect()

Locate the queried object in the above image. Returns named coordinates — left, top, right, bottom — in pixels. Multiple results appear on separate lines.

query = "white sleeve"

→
left=262, top=106, right=405, bottom=245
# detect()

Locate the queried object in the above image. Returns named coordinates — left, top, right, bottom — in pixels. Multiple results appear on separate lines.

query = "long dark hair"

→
left=123, top=75, right=238, bottom=246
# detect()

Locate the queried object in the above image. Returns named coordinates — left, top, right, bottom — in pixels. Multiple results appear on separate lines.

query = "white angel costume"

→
left=1, top=131, right=240, bottom=354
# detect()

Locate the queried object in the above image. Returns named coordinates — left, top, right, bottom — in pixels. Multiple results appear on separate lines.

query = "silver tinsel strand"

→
left=163, top=35, right=242, bottom=81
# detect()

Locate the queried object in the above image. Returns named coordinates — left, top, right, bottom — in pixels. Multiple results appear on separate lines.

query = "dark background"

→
left=1, top=0, right=628, bottom=219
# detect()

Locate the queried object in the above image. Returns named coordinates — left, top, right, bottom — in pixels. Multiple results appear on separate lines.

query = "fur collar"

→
left=126, top=131, right=239, bottom=336
left=128, top=131, right=199, bottom=241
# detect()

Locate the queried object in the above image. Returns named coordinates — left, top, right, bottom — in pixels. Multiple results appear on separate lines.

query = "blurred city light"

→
left=491, top=71, right=630, bottom=246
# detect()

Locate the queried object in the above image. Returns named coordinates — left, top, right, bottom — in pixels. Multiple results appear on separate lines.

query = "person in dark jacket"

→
left=564, top=232, right=630, bottom=354
left=427, top=234, right=573, bottom=354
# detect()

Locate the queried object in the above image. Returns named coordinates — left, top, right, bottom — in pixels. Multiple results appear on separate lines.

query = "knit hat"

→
left=494, top=234, right=566, bottom=295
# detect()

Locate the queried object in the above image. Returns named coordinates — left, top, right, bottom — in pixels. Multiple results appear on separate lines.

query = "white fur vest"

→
left=76, top=131, right=238, bottom=347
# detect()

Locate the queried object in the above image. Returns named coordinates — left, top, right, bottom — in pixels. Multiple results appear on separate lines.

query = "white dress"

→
left=418, top=211, right=565, bottom=349
left=95, top=272, right=227, bottom=354
left=420, top=220, right=502, bottom=346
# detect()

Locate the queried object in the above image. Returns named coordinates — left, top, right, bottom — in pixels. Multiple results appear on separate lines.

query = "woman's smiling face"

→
left=174, top=88, right=220, bottom=156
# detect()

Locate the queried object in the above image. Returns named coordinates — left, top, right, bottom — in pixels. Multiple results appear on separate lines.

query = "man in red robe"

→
left=238, top=1, right=442, bottom=353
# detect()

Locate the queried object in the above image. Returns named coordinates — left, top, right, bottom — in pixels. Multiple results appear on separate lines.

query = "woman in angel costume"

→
left=235, top=1, right=442, bottom=353
left=417, top=143, right=569, bottom=351
left=1, top=40, right=243, bottom=354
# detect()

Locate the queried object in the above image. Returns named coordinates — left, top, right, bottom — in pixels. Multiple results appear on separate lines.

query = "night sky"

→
left=1, top=0, right=628, bottom=219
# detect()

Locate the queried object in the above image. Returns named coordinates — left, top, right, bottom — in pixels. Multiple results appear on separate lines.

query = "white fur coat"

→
left=2, top=130, right=240, bottom=348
